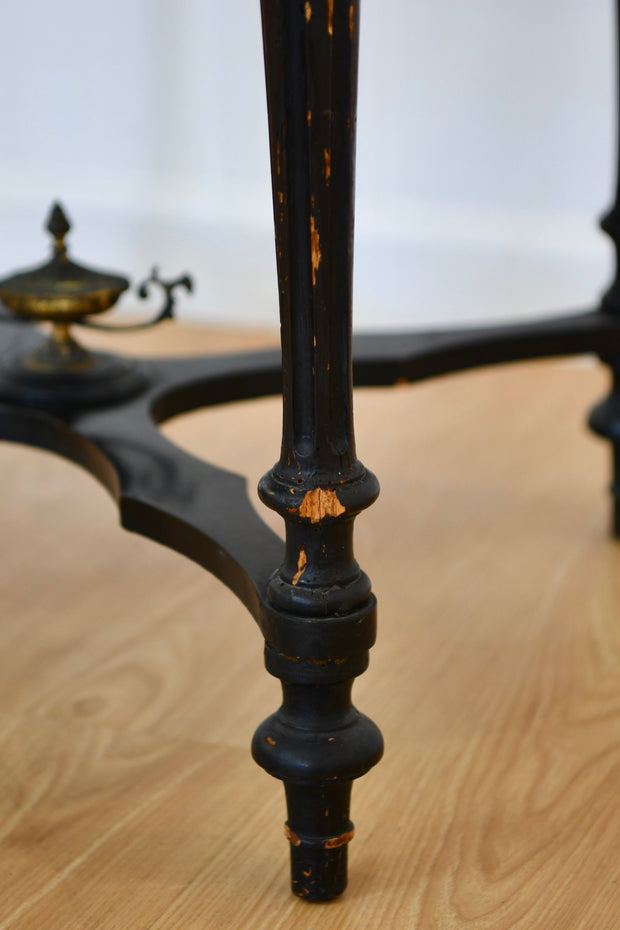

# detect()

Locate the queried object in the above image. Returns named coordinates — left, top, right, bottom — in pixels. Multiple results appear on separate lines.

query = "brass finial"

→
left=0, top=202, right=191, bottom=402
left=46, top=202, right=71, bottom=258
left=0, top=202, right=130, bottom=373
left=0, top=201, right=130, bottom=327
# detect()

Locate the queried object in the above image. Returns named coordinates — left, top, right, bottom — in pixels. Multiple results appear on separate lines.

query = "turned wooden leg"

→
left=589, top=361, right=620, bottom=535
left=589, top=1, right=620, bottom=533
left=252, top=0, right=384, bottom=899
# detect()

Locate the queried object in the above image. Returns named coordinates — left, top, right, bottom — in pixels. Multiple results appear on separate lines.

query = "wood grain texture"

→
left=1, top=325, right=619, bottom=928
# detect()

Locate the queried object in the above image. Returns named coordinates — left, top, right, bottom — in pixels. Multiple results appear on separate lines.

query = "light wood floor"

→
left=1, top=326, right=619, bottom=929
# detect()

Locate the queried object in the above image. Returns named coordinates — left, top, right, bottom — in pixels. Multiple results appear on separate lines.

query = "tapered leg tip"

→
left=288, top=829, right=350, bottom=900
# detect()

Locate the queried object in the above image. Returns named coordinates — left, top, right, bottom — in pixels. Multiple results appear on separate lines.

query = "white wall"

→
left=0, top=0, right=615, bottom=330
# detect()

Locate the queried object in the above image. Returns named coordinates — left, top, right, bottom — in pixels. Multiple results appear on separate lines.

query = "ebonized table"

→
left=2, top=0, right=620, bottom=903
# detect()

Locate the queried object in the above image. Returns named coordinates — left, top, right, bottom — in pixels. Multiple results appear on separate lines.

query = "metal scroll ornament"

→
left=0, top=203, right=192, bottom=409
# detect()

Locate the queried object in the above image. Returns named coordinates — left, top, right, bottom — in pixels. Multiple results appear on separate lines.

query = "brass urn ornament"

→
left=0, top=202, right=192, bottom=408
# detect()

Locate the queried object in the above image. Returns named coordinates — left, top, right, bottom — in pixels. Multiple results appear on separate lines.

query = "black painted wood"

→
left=587, top=0, right=620, bottom=534
left=1, top=0, right=620, bottom=903
left=0, top=311, right=620, bottom=608
left=0, top=307, right=617, bottom=611
left=252, top=0, right=383, bottom=900
left=1, top=307, right=619, bottom=622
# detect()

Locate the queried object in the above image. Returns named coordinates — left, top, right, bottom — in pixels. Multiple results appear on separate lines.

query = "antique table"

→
left=1, top=0, right=620, bottom=903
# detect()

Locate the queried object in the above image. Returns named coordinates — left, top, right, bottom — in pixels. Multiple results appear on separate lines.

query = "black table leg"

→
left=251, top=0, right=383, bottom=900
left=588, top=0, right=620, bottom=534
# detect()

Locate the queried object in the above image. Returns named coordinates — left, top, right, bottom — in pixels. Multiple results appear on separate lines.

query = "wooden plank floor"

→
left=1, top=325, right=619, bottom=929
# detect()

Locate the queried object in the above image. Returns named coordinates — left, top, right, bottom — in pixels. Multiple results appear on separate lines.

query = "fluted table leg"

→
left=252, top=0, right=383, bottom=900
